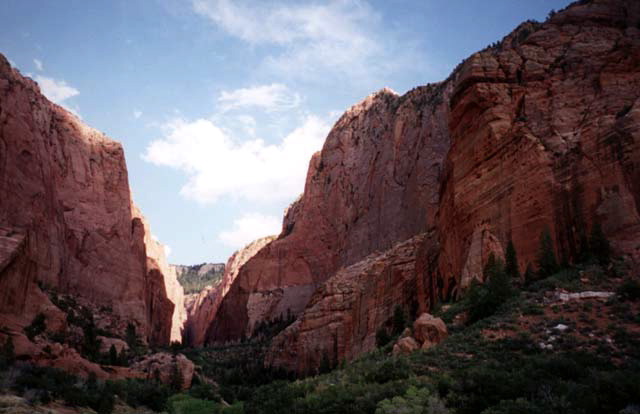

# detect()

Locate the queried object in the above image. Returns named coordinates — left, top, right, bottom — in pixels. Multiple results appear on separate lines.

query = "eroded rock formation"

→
left=0, top=54, right=183, bottom=354
left=211, top=0, right=640, bottom=373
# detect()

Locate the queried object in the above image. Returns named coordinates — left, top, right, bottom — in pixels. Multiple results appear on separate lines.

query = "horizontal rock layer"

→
left=216, top=0, right=640, bottom=373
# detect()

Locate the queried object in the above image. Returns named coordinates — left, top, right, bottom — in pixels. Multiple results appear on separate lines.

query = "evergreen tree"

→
left=392, top=306, right=406, bottom=335
left=82, top=322, right=102, bottom=362
left=505, top=239, right=520, bottom=280
left=319, top=351, right=332, bottom=374
left=483, top=253, right=498, bottom=280
left=376, top=327, right=391, bottom=347
left=536, top=228, right=558, bottom=278
left=524, top=263, right=536, bottom=285
left=468, top=255, right=513, bottom=323
left=0, top=336, right=15, bottom=369
left=170, top=361, right=183, bottom=391
left=589, top=221, right=611, bottom=265
left=117, top=347, right=128, bottom=366
left=109, top=344, right=118, bottom=365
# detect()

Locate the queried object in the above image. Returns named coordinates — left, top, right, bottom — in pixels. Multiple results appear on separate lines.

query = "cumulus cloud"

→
left=134, top=110, right=143, bottom=119
left=33, top=58, right=43, bottom=71
left=218, top=213, right=280, bottom=248
left=218, top=83, right=301, bottom=113
left=143, top=114, right=329, bottom=204
left=192, top=0, right=390, bottom=83
left=34, top=75, right=79, bottom=104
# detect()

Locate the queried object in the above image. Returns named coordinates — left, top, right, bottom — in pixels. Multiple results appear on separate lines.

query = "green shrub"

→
left=536, top=229, right=558, bottom=278
left=617, top=278, right=640, bottom=301
left=376, top=327, right=392, bottom=348
left=392, top=306, right=406, bottom=335
left=505, top=239, right=520, bottom=280
left=0, top=336, right=15, bottom=369
left=589, top=222, right=611, bottom=265
left=467, top=255, right=513, bottom=324
left=168, top=393, right=220, bottom=414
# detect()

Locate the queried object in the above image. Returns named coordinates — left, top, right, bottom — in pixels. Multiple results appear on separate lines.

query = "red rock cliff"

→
left=209, top=83, right=452, bottom=342
left=256, top=0, right=640, bottom=373
left=437, top=0, right=640, bottom=298
left=184, top=235, right=275, bottom=347
left=0, top=55, right=183, bottom=346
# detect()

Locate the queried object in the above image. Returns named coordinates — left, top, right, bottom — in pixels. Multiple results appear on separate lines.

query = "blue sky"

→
left=1, top=0, right=571, bottom=265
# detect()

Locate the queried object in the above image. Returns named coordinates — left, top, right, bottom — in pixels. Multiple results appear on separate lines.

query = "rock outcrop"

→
left=0, top=54, right=183, bottom=352
left=184, top=236, right=275, bottom=347
left=266, top=234, right=437, bottom=374
left=131, top=352, right=195, bottom=390
left=225, top=0, right=640, bottom=373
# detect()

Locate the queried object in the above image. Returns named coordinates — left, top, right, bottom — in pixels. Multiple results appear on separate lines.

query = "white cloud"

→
left=134, top=110, right=143, bottom=119
left=34, top=75, right=79, bottom=104
left=33, top=58, right=43, bottom=71
left=218, top=83, right=301, bottom=113
left=143, top=114, right=330, bottom=204
left=164, top=245, right=172, bottom=257
left=218, top=212, right=280, bottom=248
left=192, top=0, right=389, bottom=83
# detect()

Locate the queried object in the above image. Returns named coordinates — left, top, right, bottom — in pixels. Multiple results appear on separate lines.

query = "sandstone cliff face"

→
left=266, top=234, right=437, bottom=374
left=210, top=83, right=453, bottom=341
left=436, top=0, right=640, bottom=298
left=259, top=0, right=640, bottom=373
left=184, top=236, right=275, bottom=346
left=0, top=54, right=182, bottom=345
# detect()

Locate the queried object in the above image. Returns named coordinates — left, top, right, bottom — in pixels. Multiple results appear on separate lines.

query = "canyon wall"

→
left=436, top=0, right=640, bottom=298
left=222, top=0, right=640, bottom=373
left=0, top=54, right=183, bottom=345
left=209, top=83, right=453, bottom=342
left=184, top=236, right=275, bottom=347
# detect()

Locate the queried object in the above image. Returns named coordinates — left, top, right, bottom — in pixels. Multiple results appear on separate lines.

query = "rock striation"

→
left=436, top=0, right=640, bottom=298
left=210, top=0, right=640, bottom=373
left=0, top=54, right=183, bottom=352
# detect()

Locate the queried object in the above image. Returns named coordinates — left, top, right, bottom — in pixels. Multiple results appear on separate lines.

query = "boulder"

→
left=413, top=313, right=447, bottom=347
left=131, top=352, right=195, bottom=390
left=392, top=337, right=420, bottom=356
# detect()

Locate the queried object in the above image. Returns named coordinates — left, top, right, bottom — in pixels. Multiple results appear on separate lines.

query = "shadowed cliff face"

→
left=0, top=55, right=183, bottom=346
left=208, top=0, right=640, bottom=373
left=183, top=236, right=276, bottom=347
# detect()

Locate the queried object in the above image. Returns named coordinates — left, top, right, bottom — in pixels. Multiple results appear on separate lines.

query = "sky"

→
left=0, top=0, right=572, bottom=265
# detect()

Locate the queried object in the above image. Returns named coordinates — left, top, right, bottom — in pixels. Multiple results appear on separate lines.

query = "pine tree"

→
left=524, top=263, right=536, bottom=285
left=505, top=239, right=520, bottom=279
left=170, top=361, right=183, bottom=391
left=537, top=228, right=558, bottom=277
left=109, top=344, right=118, bottom=365
left=589, top=221, right=611, bottom=265
left=0, top=336, right=15, bottom=368
left=392, top=306, right=406, bottom=335
left=319, top=351, right=332, bottom=374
